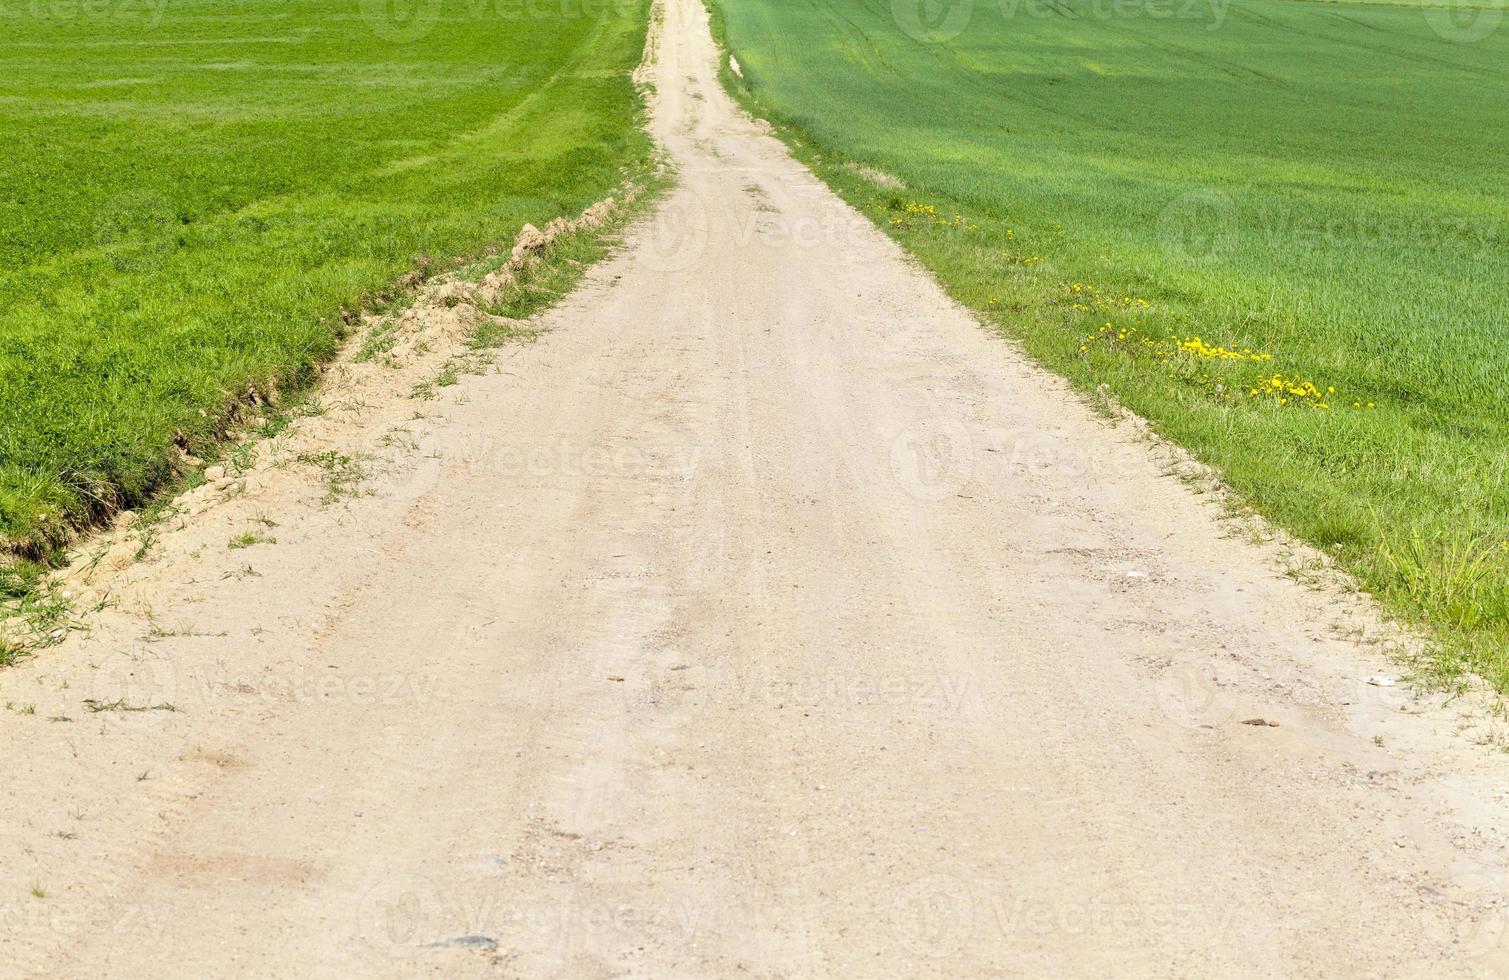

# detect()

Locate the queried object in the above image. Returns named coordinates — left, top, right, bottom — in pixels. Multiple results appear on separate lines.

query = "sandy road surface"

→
left=4, top=0, right=1509, bottom=975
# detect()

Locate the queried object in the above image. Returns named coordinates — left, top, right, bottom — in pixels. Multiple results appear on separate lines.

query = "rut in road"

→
left=3, top=0, right=1508, bottom=976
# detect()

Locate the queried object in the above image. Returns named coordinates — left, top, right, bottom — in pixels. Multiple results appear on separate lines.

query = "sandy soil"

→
left=3, top=0, right=1508, bottom=975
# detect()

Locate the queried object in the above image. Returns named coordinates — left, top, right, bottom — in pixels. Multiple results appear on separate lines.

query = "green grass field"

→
left=0, top=0, right=652, bottom=566
left=710, top=0, right=1509, bottom=687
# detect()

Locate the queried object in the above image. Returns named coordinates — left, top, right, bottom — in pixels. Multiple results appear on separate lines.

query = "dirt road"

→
left=3, top=0, right=1508, bottom=975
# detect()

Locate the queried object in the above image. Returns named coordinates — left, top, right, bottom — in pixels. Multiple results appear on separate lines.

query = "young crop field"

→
left=0, top=0, right=652, bottom=569
left=710, top=0, right=1509, bottom=687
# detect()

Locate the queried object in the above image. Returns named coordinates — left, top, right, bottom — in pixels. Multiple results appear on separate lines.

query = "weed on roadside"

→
left=83, top=698, right=177, bottom=714
left=130, top=501, right=180, bottom=562
left=227, top=531, right=277, bottom=550
left=352, top=321, right=401, bottom=365
left=410, top=363, right=462, bottom=401
left=294, top=450, right=368, bottom=503
left=0, top=565, right=77, bottom=657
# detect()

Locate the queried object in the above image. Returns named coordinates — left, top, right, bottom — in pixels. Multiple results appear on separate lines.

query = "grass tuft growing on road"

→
left=709, top=0, right=1509, bottom=689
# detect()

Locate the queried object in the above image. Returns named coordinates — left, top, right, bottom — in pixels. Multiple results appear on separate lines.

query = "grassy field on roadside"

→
left=0, top=0, right=653, bottom=570
left=709, top=0, right=1509, bottom=688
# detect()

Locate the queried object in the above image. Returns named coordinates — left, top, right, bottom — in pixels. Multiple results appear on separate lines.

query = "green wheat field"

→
left=0, top=0, right=652, bottom=565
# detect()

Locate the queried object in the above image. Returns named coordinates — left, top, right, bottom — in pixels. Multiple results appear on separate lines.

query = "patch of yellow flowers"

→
left=875, top=213, right=1383, bottom=416
left=1250, top=373, right=1331, bottom=408
left=1069, top=282, right=1374, bottom=412
left=1177, top=335, right=1273, bottom=363
left=1069, top=281, right=1150, bottom=314
left=1001, top=250, right=1044, bottom=268
left=888, top=200, right=978, bottom=233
